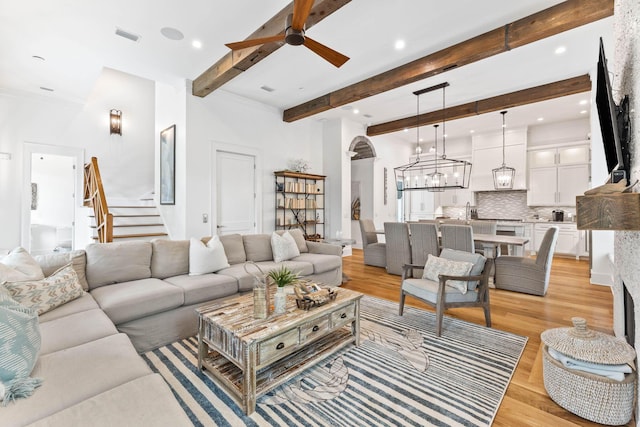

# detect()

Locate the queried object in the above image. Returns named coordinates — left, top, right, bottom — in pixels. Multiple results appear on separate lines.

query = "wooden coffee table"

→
left=196, top=287, right=362, bottom=415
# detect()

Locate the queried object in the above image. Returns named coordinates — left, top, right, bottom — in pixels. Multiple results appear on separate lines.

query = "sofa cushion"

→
left=85, top=241, right=152, bottom=289
left=150, top=239, right=189, bottom=279
left=0, top=333, right=151, bottom=426
left=189, top=236, right=229, bottom=275
left=271, top=231, right=300, bottom=263
left=0, top=247, right=44, bottom=283
left=0, top=286, right=42, bottom=406
left=215, top=264, right=256, bottom=292
left=276, top=229, right=308, bottom=253
left=254, top=261, right=314, bottom=277
left=90, top=278, right=183, bottom=325
left=292, top=253, right=342, bottom=274
left=164, top=274, right=238, bottom=305
left=218, top=234, right=246, bottom=265
left=4, top=264, right=85, bottom=315
left=34, top=250, right=88, bottom=291
left=26, top=374, right=191, bottom=427
left=39, top=309, right=117, bottom=355
left=243, top=234, right=273, bottom=262
left=38, top=293, right=99, bottom=323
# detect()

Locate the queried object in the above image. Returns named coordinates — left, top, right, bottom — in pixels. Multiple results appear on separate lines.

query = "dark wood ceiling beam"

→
left=192, top=0, right=352, bottom=98
left=283, top=0, right=613, bottom=122
left=366, top=75, right=592, bottom=137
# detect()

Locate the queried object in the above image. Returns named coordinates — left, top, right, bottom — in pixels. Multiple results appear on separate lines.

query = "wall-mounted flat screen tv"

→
left=596, top=37, right=630, bottom=183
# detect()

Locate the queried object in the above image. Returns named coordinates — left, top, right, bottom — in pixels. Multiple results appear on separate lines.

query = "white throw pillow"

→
left=422, top=254, right=473, bottom=294
left=189, top=237, right=230, bottom=275
left=0, top=247, right=45, bottom=284
left=271, top=231, right=300, bottom=263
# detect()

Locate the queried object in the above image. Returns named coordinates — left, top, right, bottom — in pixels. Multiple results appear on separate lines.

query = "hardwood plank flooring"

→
left=341, top=249, right=633, bottom=426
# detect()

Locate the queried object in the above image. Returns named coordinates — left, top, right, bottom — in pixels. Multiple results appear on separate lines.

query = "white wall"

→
left=0, top=67, right=155, bottom=250
left=528, top=117, right=590, bottom=146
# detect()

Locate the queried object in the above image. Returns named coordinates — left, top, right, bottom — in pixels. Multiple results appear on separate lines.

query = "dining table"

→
left=472, top=233, right=529, bottom=258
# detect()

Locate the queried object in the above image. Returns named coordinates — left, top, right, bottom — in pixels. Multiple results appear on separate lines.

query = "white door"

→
left=29, top=153, right=76, bottom=254
left=216, top=151, right=256, bottom=235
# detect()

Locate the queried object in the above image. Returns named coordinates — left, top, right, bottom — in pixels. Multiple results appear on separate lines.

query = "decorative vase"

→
left=274, top=286, right=287, bottom=314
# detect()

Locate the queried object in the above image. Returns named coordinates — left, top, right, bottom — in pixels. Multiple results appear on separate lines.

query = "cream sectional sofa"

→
left=3, top=231, right=342, bottom=426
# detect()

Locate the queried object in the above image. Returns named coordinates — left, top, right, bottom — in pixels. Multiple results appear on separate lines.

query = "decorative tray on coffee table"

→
left=293, top=281, right=337, bottom=310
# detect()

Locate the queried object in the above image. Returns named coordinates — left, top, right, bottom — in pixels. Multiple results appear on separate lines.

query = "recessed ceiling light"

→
left=419, top=138, right=424, bottom=142
left=192, top=40, right=202, bottom=49
left=353, top=109, right=359, bottom=114
left=403, top=128, right=408, bottom=133
left=160, top=27, right=184, bottom=41
left=32, top=55, right=45, bottom=61
left=469, top=130, right=475, bottom=134
left=537, top=117, right=544, bottom=121
left=580, top=110, right=588, bottom=114
left=555, top=46, right=567, bottom=55
left=394, top=39, right=406, bottom=50
left=579, top=99, right=588, bottom=105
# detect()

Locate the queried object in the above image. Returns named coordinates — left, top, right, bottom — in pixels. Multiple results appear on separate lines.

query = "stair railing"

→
left=83, top=157, right=113, bottom=243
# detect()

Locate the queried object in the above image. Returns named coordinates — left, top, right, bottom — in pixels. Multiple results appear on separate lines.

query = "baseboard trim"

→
left=590, top=271, right=613, bottom=286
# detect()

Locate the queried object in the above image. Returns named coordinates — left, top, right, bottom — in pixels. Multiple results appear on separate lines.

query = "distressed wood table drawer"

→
left=299, top=315, right=330, bottom=343
left=331, top=302, right=355, bottom=327
left=258, top=328, right=299, bottom=365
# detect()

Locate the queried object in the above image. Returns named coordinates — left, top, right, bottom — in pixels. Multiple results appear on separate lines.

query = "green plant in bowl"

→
left=268, top=265, right=299, bottom=287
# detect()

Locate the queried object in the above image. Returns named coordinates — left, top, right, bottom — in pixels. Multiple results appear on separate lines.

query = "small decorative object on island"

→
left=541, top=317, right=636, bottom=425
left=268, top=265, right=299, bottom=314
left=244, top=261, right=271, bottom=319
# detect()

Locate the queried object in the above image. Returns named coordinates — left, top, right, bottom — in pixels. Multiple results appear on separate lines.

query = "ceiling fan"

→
left=224, top=0, right=349, bottom=68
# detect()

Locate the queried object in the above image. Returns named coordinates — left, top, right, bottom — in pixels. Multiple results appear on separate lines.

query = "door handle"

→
left=216, top=225, right=226, bottom=229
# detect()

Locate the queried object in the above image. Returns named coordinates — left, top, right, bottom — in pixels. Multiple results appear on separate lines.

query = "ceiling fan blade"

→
left=225, top=34, right=285, bottom=50
left=303, top=36, right=349, bottom=67
left=291, top=0, right=314, bottom=31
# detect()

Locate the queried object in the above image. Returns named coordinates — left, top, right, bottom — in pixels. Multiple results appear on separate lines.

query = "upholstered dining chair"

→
left=383, top=222, right=412, bottom=275
left=399, top=249, right=493, bottom=337
left=408, top=222, right=440, bottom=277
left=469, top=220, right=497, bottom=255
left=494, top=226, right=558, bottom=296
left=440, top=224, right=475, bottom=253
left=358, top=219, right=386, bottom=268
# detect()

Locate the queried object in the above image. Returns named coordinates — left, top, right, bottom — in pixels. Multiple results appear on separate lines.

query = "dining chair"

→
left=383, top=222, right=412, bottom=275
left=440, top=224, right=475, bottom=253
left=399, top=249, right=493, bottom=336
left=494, top=226, right=559, bottom=296
left=469, top=220, right=497, bottom=255
left=358, top=219, right=387, bottom=268
left=408, top=222, right=439, bottom=276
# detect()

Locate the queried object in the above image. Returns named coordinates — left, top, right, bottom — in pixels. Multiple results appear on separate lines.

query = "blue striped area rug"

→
left=142, top=296, right=527, bottom=426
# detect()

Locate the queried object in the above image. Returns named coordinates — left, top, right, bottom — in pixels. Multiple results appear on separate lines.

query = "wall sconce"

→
left=109, top=109, right=122, bottom=135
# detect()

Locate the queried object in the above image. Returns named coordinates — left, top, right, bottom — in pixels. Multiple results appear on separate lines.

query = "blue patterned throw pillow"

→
left=0, top=286, right=42, bottom=406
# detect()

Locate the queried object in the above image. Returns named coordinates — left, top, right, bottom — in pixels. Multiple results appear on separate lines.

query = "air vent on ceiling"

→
left=260, top=85, right=275, bottom=93
left=115, top=27, right=141, bottom=42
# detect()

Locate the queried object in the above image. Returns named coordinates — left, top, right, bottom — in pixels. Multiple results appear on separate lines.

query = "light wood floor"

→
left=341, top=249, right=633, bottom=427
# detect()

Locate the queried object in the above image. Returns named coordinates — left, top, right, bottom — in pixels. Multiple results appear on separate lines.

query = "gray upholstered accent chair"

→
left=494, top=226, right=559, bottom=296
left=359, top=219, right=386, bottom=268
left=440, top=224, right=475, bottom=253
left=383, top=222, right=412, bottom=275
left=399, top=249, right=493, bottom=336
left=470, top=220, right=497, bottom=255
left=408, top=222, right=440, bottom=277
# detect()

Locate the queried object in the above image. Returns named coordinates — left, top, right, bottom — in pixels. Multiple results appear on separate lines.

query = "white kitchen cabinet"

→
left=435, top=187, right=474, bottom=207
left=471, top=128, right=527, bottom=192
left=527, top=144, right=590, bottom=206
left=533, top=222, right=583, bottom=259
left=408, top=190, right=435, bottom=221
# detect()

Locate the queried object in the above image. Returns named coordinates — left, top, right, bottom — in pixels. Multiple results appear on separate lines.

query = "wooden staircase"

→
left=84, top=157, right=168, bottom=243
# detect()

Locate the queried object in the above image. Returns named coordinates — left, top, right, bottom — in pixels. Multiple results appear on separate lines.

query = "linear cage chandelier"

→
left=394, top=82, right=472, bottom=192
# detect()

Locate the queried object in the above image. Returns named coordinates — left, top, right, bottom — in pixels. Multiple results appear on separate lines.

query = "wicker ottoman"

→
left=541, top=318, right=637, bottom=426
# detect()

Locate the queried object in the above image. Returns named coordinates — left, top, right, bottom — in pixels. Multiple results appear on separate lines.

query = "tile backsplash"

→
left=442, top=190, right=576, bottom=221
